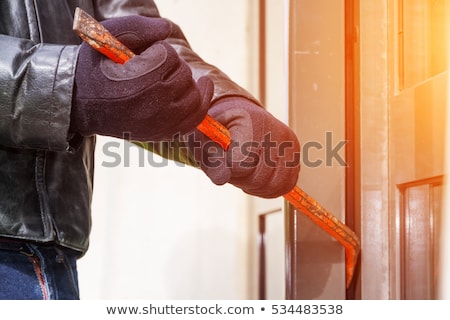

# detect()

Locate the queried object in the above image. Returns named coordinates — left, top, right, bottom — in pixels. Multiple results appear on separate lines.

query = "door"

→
left=359, top=0, right=448, bottom=299
left=286, top=0, right=448, bottom=300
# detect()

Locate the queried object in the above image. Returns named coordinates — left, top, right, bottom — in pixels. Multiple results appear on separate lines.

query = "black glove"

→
left=71, top=15, right=213, bottom=141
left=187, top=97, right=300, bottom=198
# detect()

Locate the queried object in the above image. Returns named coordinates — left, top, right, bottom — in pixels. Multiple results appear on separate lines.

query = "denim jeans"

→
left=0, top=239, right=80, bottom=300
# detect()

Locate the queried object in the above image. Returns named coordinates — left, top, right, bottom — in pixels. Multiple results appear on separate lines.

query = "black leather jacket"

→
left=0, top=0, right=258, bottom=254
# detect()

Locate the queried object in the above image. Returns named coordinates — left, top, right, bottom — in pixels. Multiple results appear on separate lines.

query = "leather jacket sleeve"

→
left=0, top=35, right=79, bottom=151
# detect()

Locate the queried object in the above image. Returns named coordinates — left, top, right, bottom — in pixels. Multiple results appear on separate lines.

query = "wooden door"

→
left=359, top=0, right=448, bottom=299
left=285, top=0, right=448, bottom=300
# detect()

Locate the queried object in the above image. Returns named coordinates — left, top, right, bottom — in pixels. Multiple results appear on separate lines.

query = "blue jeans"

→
left=0, top=239, right=80, bottom=300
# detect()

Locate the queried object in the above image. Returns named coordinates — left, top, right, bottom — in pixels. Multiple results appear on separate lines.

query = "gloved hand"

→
left=187, top=97, right=301, bottom=198
left=71, top=15, right=213, bottom=141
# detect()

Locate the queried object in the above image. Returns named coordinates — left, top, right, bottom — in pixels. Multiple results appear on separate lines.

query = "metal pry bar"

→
left=73, top=7, right=360, bottom=288
left=284, top=186, right=360, bottom=287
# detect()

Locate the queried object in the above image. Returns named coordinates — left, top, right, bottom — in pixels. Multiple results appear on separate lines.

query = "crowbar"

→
left=73, top=7, right=360, bottom=288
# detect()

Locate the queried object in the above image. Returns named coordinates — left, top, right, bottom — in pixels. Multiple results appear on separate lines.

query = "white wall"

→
left=77, top=0, right=259, bottom=299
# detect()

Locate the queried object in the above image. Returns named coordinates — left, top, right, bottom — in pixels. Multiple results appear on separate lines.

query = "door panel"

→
left=398, top=177, right=443, bottom=299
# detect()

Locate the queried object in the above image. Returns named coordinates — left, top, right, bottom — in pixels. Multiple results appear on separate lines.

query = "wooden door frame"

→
left=344, top=0, right=361, bottom=300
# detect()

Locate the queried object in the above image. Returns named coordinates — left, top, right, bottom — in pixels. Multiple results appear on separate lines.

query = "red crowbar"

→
left=73, top=7, right=360, bottom=287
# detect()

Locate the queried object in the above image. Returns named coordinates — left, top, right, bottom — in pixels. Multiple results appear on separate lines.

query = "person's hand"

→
left=187, top=97, right=300, bottom=198
left=71, top=15, right=213, bottom=141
